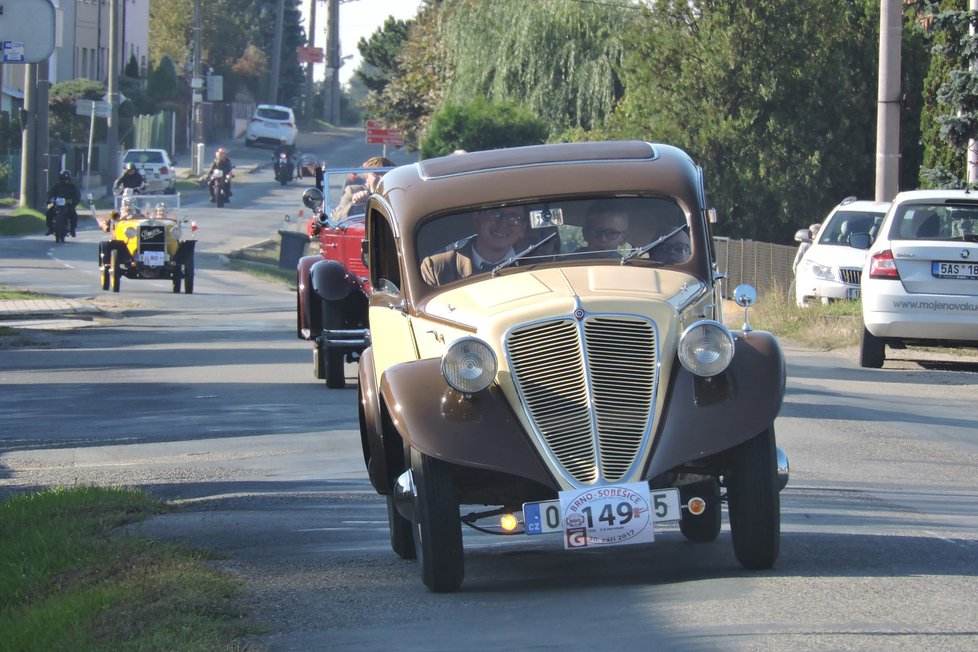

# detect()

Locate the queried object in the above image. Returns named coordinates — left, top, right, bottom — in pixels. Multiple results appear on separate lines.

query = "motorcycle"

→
left=208, top=169, right=232, bottom=207
left=274, top=153, right=294, bottom=186
left=48, top=197, right=71, bottom=243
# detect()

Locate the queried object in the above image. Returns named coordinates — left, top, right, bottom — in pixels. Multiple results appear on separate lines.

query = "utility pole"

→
left=105, top=0, right=121, bottom=197
left=192, top=0, right=202, bottom=174
left=875, top=0, right=901, bottom=202
left=35, top=59, right=51, bottom=207
left=305, top=0, right=317, bottom=124
left=969, top=0, right=978, bottom=184
left=270, top=0, right=285, bottom=104
left=19, top=65, right=37, bottom=208
left=325, top=0, right=339, bottom=124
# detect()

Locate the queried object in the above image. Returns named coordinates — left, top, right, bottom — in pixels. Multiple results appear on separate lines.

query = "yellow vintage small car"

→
left=98, top=199, right=197, bottom=293
left=355, top=141, right=790, bottom=592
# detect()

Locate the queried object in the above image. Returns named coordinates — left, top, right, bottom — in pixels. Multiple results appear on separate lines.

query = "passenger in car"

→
left=575, top=199, right=631, bottom=258
left=420, top=206, right=529, bottom=285
left=333, top=156, right=395, bottom=221
left=649, top=223, right=691, bottom=264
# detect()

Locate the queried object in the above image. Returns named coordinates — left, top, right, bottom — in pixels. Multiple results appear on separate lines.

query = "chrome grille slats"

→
left=507, top=313, right=657, bottom=486
left=839, top=268, right=861, bottom=285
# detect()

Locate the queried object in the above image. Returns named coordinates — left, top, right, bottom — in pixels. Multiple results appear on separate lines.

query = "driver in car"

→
left=421, top=206, right=528, bottom=285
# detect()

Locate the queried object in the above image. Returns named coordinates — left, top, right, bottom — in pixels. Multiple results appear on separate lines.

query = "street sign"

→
left=297, top=46, right=324, bottom=64
left=75, top=99, right=110, bottom=119
left=366, top=122, right=404, bottom=147
left=0, top=0, right=56, bottom=62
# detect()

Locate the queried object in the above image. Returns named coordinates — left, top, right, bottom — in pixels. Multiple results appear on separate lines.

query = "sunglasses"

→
left=486, top=210, right=527, bottom=226
left=584, top=226, right=625, bottom=240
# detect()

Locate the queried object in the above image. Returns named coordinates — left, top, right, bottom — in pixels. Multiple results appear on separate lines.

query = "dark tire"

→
left=100, top=244, right=111, bottom=291
left=859, top=327, right=885, bottom=368
left=387, top=494, right=417, bottom=560
left=172, top=265, right=182, bottom=293
left=727, top=427, right=780, bottom=570
left=321, top=303, right=346, bottom=389
left=54, top=211, right=68, bottom=243
left=679, top=478, right=722, bottom=543
left=216, top=189, right=225, bottom=208
left=110, top=249, right=121, bottom=293
left=183, top=255, right=195, bottom=294
left=100, top=265, right=110, bottom=291
left=411, top=447, right=463, bottom=592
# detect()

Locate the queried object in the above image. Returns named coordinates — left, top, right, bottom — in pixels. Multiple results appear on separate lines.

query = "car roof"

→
left=889, top=189, right=978, bottom=204
left=255, top=104, right=294, bottom=113
left=376, top=141, right=703, bottom=233
left=830, top=199, right=890, bottom=213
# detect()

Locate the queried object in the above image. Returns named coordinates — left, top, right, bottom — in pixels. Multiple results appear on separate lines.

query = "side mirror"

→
left=302, top=187, right=324, bottom=211
left=361, top=238, right=369, bottom=269
left=733, top=284, right=757, bottom=332
left=794, top=228, right=812, bottom=244
left=848, top=233, right=871, bottom=250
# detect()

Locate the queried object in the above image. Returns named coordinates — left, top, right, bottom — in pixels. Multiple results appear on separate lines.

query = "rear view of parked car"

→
left=793, top=197, right=890, bottom=307
left=244, top=104, right=297, bottom=147
left=121, top=149, right=177, bottom=194
left=858, top=189, right=978, bottom=367
left=355, top=141, right=789, bottom=592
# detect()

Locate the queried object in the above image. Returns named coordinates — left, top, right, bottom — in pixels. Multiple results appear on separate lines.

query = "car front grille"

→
left=139, top=224, right=166, bottom=252
left=506, top=315, right=657, bottom=485
left=839, top=267, right=861, bottom=285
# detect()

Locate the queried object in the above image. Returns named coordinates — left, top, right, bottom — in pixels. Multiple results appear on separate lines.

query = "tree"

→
left=147, top=56, right=181, bottom=103
left=48, top=79, right=107, bottom=144
left=420, top=98, right=548, bottom=158
left=124, top=54, right=141, bottom=79
left=605, top=0, right=893, bottom=242
left=911, top=1, right=978, bottom=187
left=355, top=16, right=413, bottom=95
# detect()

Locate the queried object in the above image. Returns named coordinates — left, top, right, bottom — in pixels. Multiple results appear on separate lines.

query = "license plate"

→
left=847, top=287, right=860, bottom=300
left=524, top=485, right=680, bottom=550
left=932, top=261, right=978, bottom=280
left=141, top=251, right=165, bottom=267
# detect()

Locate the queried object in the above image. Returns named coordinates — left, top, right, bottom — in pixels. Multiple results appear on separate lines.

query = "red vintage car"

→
left=295, top=166, right=394, bottom=388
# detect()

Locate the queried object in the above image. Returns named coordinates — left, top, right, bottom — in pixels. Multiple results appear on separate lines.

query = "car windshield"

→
left=816, top=209, right=885, bottom=245
left=416, top=196, right=690, bottom=287
left=319, top=167, right=395, bottom=223
left=888, top=203, right=978, bottom=241
left=124, top=151, right=165, bottom=164
left=257, top=108, right=291, bottom=121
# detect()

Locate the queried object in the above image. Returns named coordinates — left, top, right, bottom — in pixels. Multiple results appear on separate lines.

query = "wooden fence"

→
left=713, top=237, right=796, bottom=300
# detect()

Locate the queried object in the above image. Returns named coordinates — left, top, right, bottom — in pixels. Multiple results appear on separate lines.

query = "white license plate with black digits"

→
left=932, top=261, right=978, bottom=279
left=141, top=251, right=165, bottom=267
left=523, top=486, right=680, bottom=549
left=847, top=287, right=860, bottom=300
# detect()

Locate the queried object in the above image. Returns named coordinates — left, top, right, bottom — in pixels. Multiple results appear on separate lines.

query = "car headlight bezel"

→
left=124, top=226, right=138, bottom=239
left=440, top=337, right=498, bottom=394
left=678, top=320, right=736, bottom=377
left=801, top=258, right=835, bottom=281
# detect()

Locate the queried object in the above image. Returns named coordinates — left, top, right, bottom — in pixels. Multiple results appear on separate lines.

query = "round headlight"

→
left=441, top=337, right=497, bottom=394
left=170, top=226, right=183, bottom=240
left=124, top=226, right=137, bottom=239
left=678, top=320, right=735, bottom=377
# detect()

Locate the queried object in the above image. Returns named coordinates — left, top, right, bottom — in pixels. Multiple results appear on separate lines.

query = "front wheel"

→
left=727, top=427, right=780, bottom=570
left=183, top=254, right=195, bottom=294
left=859, top=327, right=885, bottom=368
left=110, top=248, right=121, bottom=293
left=411, top=447, right=463, bottom=593
left=386, top=494, right=416, bottom=560
left=321, top=302, right=347, bottom=389
left=216, top=188, right=225, bottom=208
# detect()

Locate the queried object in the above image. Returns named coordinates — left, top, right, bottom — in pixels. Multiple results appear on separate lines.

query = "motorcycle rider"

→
left=113, top=162, right=146, bottom=194
left=273, top=143, right=295, bottom=181
left=45, top=170, right=81, bottom=237
left=203, top=147, right=233, bottom=202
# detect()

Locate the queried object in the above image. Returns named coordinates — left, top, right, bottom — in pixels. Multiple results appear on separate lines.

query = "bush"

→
left=420, top=98, right=548, bottom=158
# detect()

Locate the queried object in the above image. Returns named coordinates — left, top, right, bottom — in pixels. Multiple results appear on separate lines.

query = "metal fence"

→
left=713, top=236, right=795, bottom=300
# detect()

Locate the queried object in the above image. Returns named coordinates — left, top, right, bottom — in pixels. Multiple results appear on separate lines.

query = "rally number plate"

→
left=524, top=485, right=680, bottom=550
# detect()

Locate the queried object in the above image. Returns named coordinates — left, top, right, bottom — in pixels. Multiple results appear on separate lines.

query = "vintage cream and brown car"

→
left=356, top=141, right=789, bottom=592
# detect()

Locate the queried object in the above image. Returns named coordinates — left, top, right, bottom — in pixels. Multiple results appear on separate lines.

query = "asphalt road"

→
left=2, top=129, right=977, bottom=650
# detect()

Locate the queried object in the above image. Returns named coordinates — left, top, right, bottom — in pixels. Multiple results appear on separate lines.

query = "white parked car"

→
left=858, top=189, right=978, bottom=368
left=793, top=197, right=890, bottom=307
left=244, top=104, right=297, bottom=147
left=121, top=149, right=177, bottom=194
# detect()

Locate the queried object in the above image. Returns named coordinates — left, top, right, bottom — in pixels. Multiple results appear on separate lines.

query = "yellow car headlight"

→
left=441, top=337, right=497, bottom=394
left=124, top=226, right=138, bottom=239
left=678, top=320, right=735, bottom=377
left=170, top=226, right=182, bottom=240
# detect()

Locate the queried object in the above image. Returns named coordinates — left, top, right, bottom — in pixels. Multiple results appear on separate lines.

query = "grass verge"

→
left=734, top=286, right=863, bottom=350
left=0, top=486, right=256, bottom=651
left=0, top=209, right=46, bottom=236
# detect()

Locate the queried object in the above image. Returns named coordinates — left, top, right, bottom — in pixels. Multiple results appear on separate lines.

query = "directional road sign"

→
left=75, top=99, right=111, bottom=119
left=366, top=121, right=404, bottom=147
left=297, top=46, right=324, bottom=64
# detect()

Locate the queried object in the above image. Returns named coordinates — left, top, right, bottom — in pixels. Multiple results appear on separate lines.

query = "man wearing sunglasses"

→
left=421, top=206, right=528, bottom=285
left=576, top=199, right=631, bottom=258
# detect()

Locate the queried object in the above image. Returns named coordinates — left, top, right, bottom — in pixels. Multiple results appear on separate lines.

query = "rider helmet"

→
left=126, top=162, right=137, bottom=171
left=59, top=170, right=71, bottom=182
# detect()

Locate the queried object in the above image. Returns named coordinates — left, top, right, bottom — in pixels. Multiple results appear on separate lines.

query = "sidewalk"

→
left=0, top=298, right=100, bottom=329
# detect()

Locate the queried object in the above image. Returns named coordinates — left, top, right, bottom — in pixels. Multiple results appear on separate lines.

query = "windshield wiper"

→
left=491, top=232, right=559, bottom=276
left=620, top=224, right=689, bottom=264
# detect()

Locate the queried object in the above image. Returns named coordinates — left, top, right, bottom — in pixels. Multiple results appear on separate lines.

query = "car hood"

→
left=416, top=265, right=705, bottom=359
left=804, top=243, right=868, bottom=268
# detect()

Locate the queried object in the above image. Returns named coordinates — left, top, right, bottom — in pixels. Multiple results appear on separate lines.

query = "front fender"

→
left=646, top=329, right=785, bottom=478
left=379, top=358, right=558, bottom=490
left=358, top=347, right=404, bottom=494
left=311, top=259, right=366, bottom=302
left=296, top=255, right=321, bottom=339
left=174, top=240, right=196, bottom=264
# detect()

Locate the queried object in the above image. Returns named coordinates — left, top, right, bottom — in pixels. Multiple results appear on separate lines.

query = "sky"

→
left=301, top=0, right=424, bottom=86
